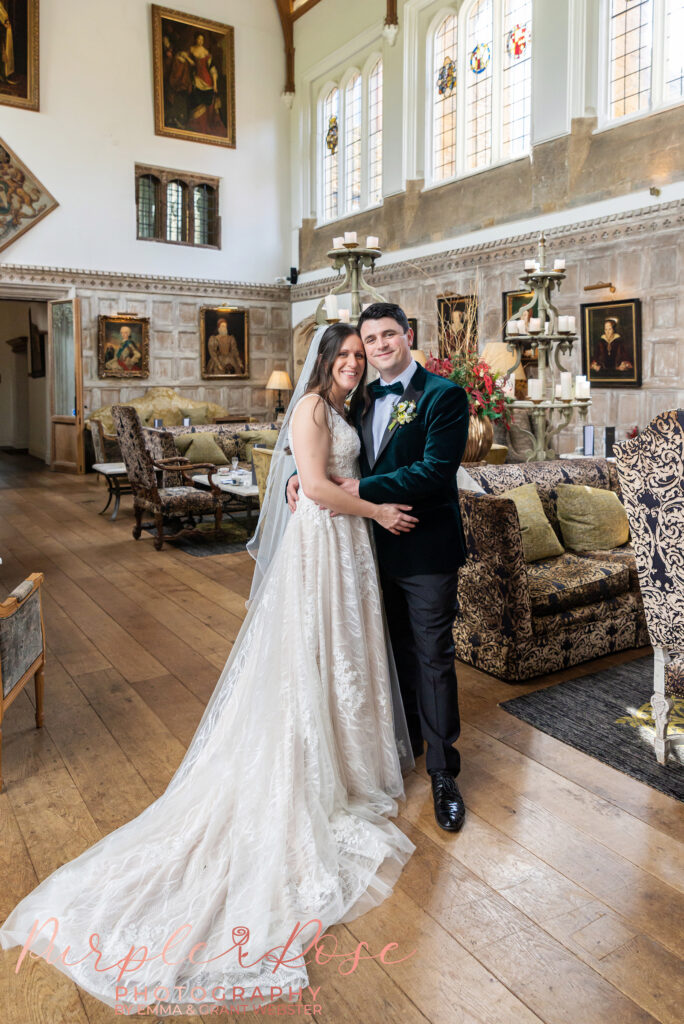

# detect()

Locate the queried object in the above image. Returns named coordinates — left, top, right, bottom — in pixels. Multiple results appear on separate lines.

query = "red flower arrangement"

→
left=425, top=352, right=512, bottom=430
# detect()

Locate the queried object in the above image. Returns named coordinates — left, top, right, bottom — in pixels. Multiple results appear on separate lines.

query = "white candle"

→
left=344, top=231, right=357, bottom=244
left=332, top=236, right=345, bottom=249
left=558, top=315, right=569, bottom=332
left=528, top=317, right=542, bottom=333
left=507, top=320, right=519, bottom=335
left=338, top=308, right=350, bottom=323
left=575, top=374, right=585, bottom=393
left=554, top=259, right=566, bottom=271
left=524, top=260, right=536, bottom=271
left=527, top=379, right=543, bottom=401
left=577, top=380, right=591, bottom=399
left=366, top=235, right=379, bottom=249
left=544, top=321, right=552, bottom=335
left=560, top=372, right=573, bottom=399
left=555, top=384, right=563, bottom=398
left=568, top=315, right=576, bottom=333
left=324, top=293, right=338, bottom=319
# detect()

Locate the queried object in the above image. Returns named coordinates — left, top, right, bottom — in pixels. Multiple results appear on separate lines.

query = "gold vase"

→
left=462, top=414, right=494, bottom=463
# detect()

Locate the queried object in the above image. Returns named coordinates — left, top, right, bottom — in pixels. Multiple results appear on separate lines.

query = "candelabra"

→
left=314, top=236, right=387, bottom=325
left=504, top=231, right=592, bottom=461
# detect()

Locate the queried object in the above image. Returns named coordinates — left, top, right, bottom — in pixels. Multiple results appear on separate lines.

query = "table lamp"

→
left=479, top=342, right=527, bottom=399
left=266, top=369, right=293, bottom=417
left=411, top=349, right=427, bottom=366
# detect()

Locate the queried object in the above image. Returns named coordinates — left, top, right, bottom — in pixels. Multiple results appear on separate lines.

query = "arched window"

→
left=368, top=59, right=383, bottom=205
left=344, top=73, right=362, bottom=213
left=166, top=180, right=188, bottom=242
left=322, top=86, right=339, bottom=222
left=428, top=2, right=532, bottom=184
left=432, top=14, right=459, bottom=182
left=136, top=174, right=160, bottom=239
left=606, top=0, right=684, bottom=121
left=193, top=184, right=217, bottom=246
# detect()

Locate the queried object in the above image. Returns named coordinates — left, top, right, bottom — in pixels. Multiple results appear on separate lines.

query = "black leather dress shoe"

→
left=430, top=771, right=466, bottom=832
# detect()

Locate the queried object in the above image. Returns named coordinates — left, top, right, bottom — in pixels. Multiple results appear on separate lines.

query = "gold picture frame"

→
left=0, top=0, right=39, bottom=112
left=151, top=5, right=236, bottom=149
left=200, top=306, right=249, bottom=379
left=97, top=314, right=150, bottom=379
left=0, top=135, right=57, bottom=253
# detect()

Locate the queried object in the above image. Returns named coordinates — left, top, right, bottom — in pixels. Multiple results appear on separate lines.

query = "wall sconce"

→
left=584, top=281, right=616, bottom=294
left=649, top=185, right=661, bottom=197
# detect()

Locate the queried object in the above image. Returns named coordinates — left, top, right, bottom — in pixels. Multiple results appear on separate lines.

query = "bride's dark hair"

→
left=304, top=322, right=368, bottom=420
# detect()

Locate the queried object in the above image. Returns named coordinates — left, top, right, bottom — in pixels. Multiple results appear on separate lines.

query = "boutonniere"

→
left=388, top=399, right=417, bottom=432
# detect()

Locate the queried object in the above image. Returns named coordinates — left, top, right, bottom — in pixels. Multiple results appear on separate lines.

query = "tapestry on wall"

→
left=200, top=307, right=249, bottom=379
left=151, top=4, right=236, bottom=149
left=0, top=0, right=39, bottom=112
left=0, top=136, right=57, bottom=253
left=581, top=299, right=642, bottom=388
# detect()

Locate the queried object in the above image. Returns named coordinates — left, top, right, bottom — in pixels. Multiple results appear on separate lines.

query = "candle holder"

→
left=503, top=231, right=591, bottom=461
left=343, top=241, right=359, bottom=249
left=315, top=244, right=388, bottom=325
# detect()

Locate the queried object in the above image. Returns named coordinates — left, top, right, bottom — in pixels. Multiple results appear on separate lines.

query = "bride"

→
left=0, top=323, right=418, bottom=1014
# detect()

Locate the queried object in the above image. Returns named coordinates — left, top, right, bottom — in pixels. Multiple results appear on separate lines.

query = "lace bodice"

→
left=289, top=394, right=361, bottom=486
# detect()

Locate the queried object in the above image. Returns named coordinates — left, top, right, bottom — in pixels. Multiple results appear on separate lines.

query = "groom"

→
left=288, top=302, right=469, bottom=831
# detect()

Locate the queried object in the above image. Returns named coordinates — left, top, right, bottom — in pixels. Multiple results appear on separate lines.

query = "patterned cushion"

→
left=582, top=546, right=639, bottom=589
left=557, top=484, right=630, bottom=551
left=157, top=486, right=219, bottom=513
left=237, top=429, right=279, bottom=462
left=665, top=655, right=684, bottom=698
left=500, top=483, right=565, bottom=563
left=532, top=590, right=640, bottom=636
left=526, top=553, right=630, bottom=616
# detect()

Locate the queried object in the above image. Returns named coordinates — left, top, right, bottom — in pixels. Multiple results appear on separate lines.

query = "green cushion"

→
left=500, top=483, right=565, bottom=563
left=144, top=405, right=183, bottom=427
left=557, top=484, right=630, bottom=551
left=237, top=429, right=279, bottom=462
left=179, top=403, right=210, bottom=425
left=174, top=432, right=228, bottom=465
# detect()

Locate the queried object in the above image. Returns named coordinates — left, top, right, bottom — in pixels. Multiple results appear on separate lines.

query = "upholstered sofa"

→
left=454, top=458, right=649, bottom=682
left=143, top=421, right=279, bottom=487
left=87, top=387, right=232, bottom=435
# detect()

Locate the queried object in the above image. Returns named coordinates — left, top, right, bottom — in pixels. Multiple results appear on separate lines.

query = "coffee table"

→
left=191, top=470, right=260, bottom=527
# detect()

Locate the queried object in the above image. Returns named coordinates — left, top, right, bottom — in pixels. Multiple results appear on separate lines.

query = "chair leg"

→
left=35, top=666, right=45, bottom=728
left=133, top=508, right=143, bottom=540
left=110, top=477, right=122, bottom=521
left=99, top=477, right=114, bottom=515
left=214, top=504, right=222, bottom=538
left=651, top=646, right=672, bottom=766
left=154, top=512, right=165, bottom=551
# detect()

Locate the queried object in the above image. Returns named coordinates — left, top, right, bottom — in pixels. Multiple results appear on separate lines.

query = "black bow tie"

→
left=369, top=380, right=404, bottom=398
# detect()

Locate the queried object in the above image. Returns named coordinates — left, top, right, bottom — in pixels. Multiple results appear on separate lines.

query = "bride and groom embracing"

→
left=0, top=302, right=469, bottom=1014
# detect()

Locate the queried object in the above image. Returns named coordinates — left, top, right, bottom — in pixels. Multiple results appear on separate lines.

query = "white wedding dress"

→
left=0, top=396, right=415, bottom=1014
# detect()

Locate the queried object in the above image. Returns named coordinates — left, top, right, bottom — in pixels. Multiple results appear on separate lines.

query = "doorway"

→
left=0, top=299, right=49, bottom=463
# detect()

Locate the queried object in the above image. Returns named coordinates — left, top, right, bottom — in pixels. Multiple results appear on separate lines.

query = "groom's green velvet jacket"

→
left=356, top=363, right=469, bottom=577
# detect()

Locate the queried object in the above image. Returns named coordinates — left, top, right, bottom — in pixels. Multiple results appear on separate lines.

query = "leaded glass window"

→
left=432, top=15, right=459, bottom=182
left=323, top=87, right=339, bottom=221
left=344, top=73, right=362, bottom=213
left=137, top=174, right=160, bottom=239
left=502, top=0, right=532, bottom=158
left=193, top=184, right=217, bottom=246
left=466, top=0, right=494, bottom=170
left=368, top=59, right=383, bottom=205
left=166, top=181, right=187, bottom=243
left=609, top=0, right=654, bottom=119
left=665, top=0, right=684, bottom=99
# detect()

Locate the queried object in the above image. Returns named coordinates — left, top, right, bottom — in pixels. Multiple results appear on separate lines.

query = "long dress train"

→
left=0, top=399, right=415, bottom=1013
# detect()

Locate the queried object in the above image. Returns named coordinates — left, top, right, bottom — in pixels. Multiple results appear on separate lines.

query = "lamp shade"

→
left=411, top=349, right=427, bottom=366
left=479, top=342, right=527, bottom=382
left=266, top=370, right=293, bottom=392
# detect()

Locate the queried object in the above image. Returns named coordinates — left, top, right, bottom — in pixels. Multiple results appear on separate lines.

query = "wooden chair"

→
left=112, top=404, right=225, bottom=551
left=252, top=447, right=275, bottom=507
left=0, top=573, right=46, bottom=792
left=613, top=408, right=684, bottom=765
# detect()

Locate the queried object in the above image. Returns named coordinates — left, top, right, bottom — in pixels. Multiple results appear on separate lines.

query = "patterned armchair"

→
left=453, top=458, right=649, bottom=682
left=613, top=409, right=684, bottom=765
left=112, top=405, right=224, bottom=551
left=1, top=573, right=46, bottom=791
left=252, top=448, right=274, bottom=507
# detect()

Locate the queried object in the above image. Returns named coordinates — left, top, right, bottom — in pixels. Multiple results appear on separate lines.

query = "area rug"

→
left=142, top=519, right=250, bottom=556
left=499, top=655, right=683, bottom=801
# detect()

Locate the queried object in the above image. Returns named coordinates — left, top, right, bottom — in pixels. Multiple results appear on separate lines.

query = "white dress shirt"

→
left=371, top=358, right=418, bottom=460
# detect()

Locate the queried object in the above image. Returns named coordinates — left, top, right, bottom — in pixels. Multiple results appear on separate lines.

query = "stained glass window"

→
left=432, top=14, right=459, bottom=182
left=502, top=0, right=532, bottom=158
left=466, top=0, right=494, bottom=170
left=368, top=59, right=383, bottom=205
left=166, top=180, right=187, bottom=242
left=665, top=0, right=684, bottom=99
left=609, top=0, right=654, bottom=119
left=344, top=73, right=362, bottom=213
left=323, top=87, right=339, bottom=221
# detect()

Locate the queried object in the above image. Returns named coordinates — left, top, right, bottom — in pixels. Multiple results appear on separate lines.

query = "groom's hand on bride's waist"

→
left=286, top=473, right=339, bottom=516
left=330, top=475, right=360, bottom=498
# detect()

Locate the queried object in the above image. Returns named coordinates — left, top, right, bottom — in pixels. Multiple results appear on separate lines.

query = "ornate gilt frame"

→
left=151, top=4, right=236, bottom=149
left=200, top=306, right=249, bottom=380
left=97, top=314, right=150, bottom=379
left=0, top=135, right=57, bottom=253
left=0, top=0, right=39, bottom=112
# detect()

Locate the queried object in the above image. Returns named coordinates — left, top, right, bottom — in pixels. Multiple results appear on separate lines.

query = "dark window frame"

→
left=135, top=164, right=221, bottom=250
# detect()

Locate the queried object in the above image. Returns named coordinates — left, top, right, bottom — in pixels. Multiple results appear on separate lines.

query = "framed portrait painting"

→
left=502, top=288, right=539, bottom=337
left=152, top=5, right=236, bottom=148
left=0, top=0, right=39, bottom=112
left=98, top=315, right=150, bottom=379
left=0, top=136, right=57, bottom=252
left=200, top=307, right=249, bottom=379
left=580, top=299, right=642, bottom=388
left=407, top=317, right=418, bottom=349
left=437, top=295, right=478, bottom=358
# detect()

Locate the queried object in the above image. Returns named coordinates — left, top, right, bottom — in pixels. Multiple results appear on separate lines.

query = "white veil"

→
left=245, top=324, right=415, bottom=775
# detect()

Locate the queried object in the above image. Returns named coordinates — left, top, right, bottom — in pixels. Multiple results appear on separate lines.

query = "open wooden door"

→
left=48, top=298, right=85, bottom=473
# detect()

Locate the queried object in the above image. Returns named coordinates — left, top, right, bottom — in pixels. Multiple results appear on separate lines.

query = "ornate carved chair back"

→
left=252, top=447, right=274, bottom=507
left=88, top=419, right=107, bottom=463
left=112, top=405, right=160, bottom=504
left=613, top=409, right=684, bottom=650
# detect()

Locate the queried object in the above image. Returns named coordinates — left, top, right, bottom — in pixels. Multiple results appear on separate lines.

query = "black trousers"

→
left=380, top=570, right=461, bottom=776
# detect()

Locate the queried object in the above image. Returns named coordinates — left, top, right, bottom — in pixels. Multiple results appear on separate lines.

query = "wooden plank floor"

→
left=0, top=453, right=682, bottom=1024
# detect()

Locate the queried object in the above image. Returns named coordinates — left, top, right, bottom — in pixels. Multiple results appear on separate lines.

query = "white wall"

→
left=0, top=0, right=290, bottom=283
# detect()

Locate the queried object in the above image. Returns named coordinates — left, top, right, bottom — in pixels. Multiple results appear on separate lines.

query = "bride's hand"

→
left=373, top=504, right=419, bottom=535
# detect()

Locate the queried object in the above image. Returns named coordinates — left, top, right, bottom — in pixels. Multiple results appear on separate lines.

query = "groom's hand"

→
left=330, top=475, right=360, bottom=498
left=286, top=474, right=300, bottom=513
